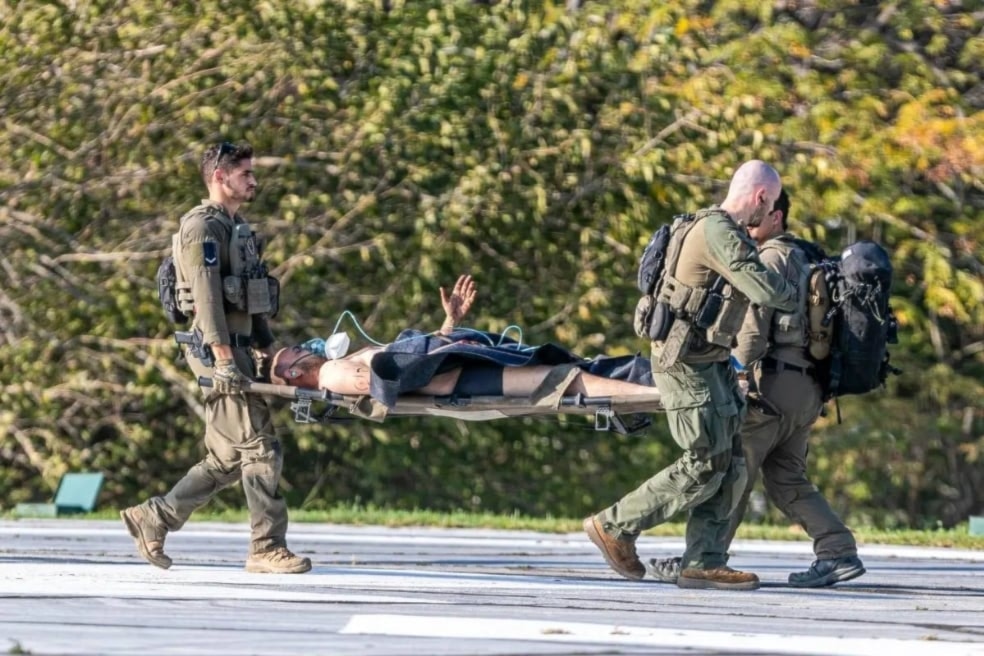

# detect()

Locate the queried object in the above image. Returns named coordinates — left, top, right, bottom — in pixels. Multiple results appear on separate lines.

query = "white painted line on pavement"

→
left=0, top=563, right=440, bottom=603
left=340, top=614, right=984, bottom=656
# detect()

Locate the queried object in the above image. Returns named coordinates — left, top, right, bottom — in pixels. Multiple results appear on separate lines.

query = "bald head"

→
left=719, top=160, right=783, bottom=227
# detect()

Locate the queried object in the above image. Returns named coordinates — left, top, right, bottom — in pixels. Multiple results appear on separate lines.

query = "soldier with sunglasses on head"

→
left=122, top=142, right=311, bottom=574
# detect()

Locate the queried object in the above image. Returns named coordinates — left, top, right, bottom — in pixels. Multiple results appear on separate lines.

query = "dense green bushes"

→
left=1, top=1, right=981, bottom=528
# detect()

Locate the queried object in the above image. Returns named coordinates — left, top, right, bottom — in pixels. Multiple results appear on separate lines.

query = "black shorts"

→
left=452, top=363, right=504, bottom=396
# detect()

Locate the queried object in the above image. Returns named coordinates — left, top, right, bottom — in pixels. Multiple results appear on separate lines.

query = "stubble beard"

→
left=743, top=202, right=771, bottom=228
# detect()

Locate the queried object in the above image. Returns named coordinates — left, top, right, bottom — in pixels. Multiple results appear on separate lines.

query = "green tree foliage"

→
left=1, top=0, right=981, bottom=528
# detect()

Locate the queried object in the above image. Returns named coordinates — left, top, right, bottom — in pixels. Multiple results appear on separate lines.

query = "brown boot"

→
left=677, top=566, right=760, bottom=591
left=582, top=516, right=645, bottom=580
left=120, top=506, right=172, bottom=570
left=246, top=546, right=312, bottom=574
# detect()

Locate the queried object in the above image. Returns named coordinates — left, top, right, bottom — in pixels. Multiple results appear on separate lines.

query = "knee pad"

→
left=453, top=363, right=504, bottom=396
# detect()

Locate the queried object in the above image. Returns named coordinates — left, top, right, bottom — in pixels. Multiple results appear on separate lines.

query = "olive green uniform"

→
left=599, top=208, right=796, bottom=570
left=727, top=234, right=858, bottom=560
left=141, top=200, right=287, bottom=555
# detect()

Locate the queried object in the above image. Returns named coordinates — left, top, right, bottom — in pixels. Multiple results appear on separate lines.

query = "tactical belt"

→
left=229, top=333, right=252, bottom=348
left=761, top=356, right=813, bottom=376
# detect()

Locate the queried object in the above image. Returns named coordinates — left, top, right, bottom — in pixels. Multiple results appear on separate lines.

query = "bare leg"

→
left=503, top=365, right=652, bottom=396
left=417, top=370, right=462, bottom=395
left=319, top=359, right=650, bottom=397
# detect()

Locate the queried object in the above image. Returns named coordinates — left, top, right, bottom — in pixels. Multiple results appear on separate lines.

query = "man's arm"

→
left=178, top=214, right=231, bottom=351
left=703, top=215, right=796, bottom=312
left=731, top=246, right=785, bottom=367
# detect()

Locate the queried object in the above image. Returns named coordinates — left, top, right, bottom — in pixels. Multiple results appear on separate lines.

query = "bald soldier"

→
left=584, top=160, right=797, bottom=590
left=649, top=190, right=865, bottom=588
left=122, top=142, right=311, bottom=574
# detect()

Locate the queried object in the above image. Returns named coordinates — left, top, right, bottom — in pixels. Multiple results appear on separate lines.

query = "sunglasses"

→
left=211, top=141, right=235, bottom=172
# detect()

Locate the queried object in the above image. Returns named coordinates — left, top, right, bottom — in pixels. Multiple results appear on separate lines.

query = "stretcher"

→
left=199, top=376, right=663, bottom=435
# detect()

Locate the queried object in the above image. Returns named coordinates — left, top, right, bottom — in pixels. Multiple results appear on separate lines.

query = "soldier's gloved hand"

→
left=212, top=358, right=249, bottom=395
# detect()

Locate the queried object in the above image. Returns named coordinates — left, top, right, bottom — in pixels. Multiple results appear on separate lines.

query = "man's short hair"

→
left=772, top=188, right=790, bottom=230
left=200, top=142, right=253, bottom=185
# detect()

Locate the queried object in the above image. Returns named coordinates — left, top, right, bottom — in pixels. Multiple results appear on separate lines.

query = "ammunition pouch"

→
left=246, top=277, right=272, bottom=314
left=702, top=284, right=747, bottom=348
left=654, top=275, right=747, bottom=354
left=633, top=295, right=673, bottom=341
left=222, top=273, right=278, bottom=316
left=220, top=219, right=278, bottom=316
left=658, top=274, right=708, bottom=319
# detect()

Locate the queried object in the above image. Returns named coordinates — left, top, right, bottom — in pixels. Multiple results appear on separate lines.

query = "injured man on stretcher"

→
left=268, top=275, right=660, bottom=422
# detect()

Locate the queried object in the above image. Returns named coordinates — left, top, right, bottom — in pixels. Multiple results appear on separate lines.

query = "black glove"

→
left=213, top=358, right=249, bottom=395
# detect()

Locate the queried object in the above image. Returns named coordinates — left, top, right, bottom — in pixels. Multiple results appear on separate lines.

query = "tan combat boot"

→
left=677, top=566, right=760, bottom=591
left=120, top=506, right=172, bottom=570
left=583, top=515, right=645, bottom=580
left=246, top=546, right=312, bottom=574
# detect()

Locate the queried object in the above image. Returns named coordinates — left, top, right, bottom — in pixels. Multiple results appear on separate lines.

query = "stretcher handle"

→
left=198, top=376, right=329, bottom=401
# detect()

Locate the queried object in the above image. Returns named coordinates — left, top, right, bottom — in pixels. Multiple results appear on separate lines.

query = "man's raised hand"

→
left=439, top=274, right=477, bottom=334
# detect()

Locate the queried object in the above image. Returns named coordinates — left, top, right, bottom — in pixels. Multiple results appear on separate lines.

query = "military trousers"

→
left=725, top=367, right=857, bottom=561
left=143, top=345, right=289, bottom=554
left=599, top=358, right=746, bottom=569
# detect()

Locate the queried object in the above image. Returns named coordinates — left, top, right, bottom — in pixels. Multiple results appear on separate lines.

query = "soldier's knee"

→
left=687, top=447, right=732, bottom=485
left=764, top=478, right=818, bottom=507
left=243, top=440, right=283, bottom=473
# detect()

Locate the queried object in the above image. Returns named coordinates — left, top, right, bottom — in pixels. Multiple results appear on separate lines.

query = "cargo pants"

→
left=724, top=367, right=857, bottom=560
left=142, top=345, right=289, bottom=554
left=598, top=358, right=747, bottom=569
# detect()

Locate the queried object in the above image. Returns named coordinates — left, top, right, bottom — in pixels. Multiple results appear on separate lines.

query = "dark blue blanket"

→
left=368, top=329, right=653, bottom=408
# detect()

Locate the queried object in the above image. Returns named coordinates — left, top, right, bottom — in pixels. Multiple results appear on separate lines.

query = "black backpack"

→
left=156, top=255, right=190, bottom=325
left=812, top=240, right=900, bottom=401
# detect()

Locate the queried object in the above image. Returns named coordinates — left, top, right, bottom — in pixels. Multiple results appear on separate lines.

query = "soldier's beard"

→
left=743, top=203, right=770, bottom=228
left=227, top=185, right=255, bottom=204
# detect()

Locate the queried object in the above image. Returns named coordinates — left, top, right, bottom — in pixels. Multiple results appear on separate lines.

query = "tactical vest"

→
left=653, top=210, right=749, bottom=363
left=173, top=205, right=279, bottom=318
left=758, top=235, right=812, bottom=350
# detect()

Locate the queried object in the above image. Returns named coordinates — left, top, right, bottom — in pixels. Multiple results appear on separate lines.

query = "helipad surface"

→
left=1, top=519, right=982, bottom=655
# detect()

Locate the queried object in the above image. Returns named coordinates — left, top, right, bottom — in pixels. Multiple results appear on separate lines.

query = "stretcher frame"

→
left=199, top=377, right=663, bottom=434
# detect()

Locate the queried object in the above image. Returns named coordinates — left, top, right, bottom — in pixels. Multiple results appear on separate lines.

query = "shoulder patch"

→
left=202, top=241, right=218, bottom=267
